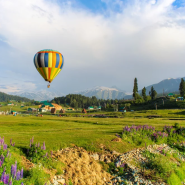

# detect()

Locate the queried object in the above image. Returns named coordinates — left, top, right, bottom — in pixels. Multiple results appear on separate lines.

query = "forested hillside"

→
left=51, top=94, right=125, bottom=109
left=0, top=91, right=31, bottom=102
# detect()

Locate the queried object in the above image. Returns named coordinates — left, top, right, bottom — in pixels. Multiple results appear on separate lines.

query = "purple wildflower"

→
left=120, top=163, right=125, bottom=168
left=3, top=144, right=7, bottom=151
left=43, top=141, right=46, bottom=150
left=9, top=178, right=12, bottom=185
left=0, top=159, right=2, bottom=167
left=5, top=174, right=9, bottom=184
left=21, top=168, right=23, bottom=179
left=16, top=170, right=20, bottom=180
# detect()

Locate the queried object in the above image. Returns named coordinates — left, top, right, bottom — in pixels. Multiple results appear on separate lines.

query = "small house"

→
left=38, top=108, right=47, bottom=112
left=59, top=109, right=65, bottom=113
left=82, top=108, right=87, bottom=113
left=97, top=106, right=101, bottom=110
left=8, top=103, right=14, bottom=106
left=51, top=108, right=56, bottom=114
left=176, top=97, right=184, bottom=101
left=119, top=107, right=127, bottom=112
left=11, top=111, right=17, bottom=115
left=88, top=106, right=94, bottom=110
left=168, top=93, right=174, bottom=97
left=67, top=107, right=74, bottom=111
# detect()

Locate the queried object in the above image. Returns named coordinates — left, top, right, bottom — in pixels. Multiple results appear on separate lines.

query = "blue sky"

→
left=0, top=0, right=185, bottom=95
left=173, top=0, right=185, bottom=7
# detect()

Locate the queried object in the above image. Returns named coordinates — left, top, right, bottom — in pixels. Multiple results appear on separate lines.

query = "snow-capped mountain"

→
left=75, top=86, right=126, bottom=100
left=11, top=91, right=65, bottom=101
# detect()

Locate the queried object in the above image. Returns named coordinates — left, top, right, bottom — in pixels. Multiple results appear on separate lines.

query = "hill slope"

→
left=140, top=78, right=182, bottom=95
left=0, top=91, right=30, bottom=102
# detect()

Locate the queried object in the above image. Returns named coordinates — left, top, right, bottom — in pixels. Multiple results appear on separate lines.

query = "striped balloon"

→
left=34, top=49, right=64, bottom=83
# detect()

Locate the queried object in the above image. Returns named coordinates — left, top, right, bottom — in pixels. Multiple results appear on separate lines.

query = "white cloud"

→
left=0, top=0, right=185, bottom=93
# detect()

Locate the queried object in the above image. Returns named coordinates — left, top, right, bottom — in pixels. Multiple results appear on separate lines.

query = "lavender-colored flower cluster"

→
left=152, top=131, right=168, bottom=141
left=30, top=137, right=34, bottom=147
left=0, top=137, right=10, bottom=151
left=0, top=136, right=24, bottom=185
left=10, top=161, right=24, bottom=180
left=163, top=126, right=173, bottom=134
left=29, top=137, right=46, bottom=151
left=10, top=139, right=15, bottom=147
left=122, top=125, right=171, bottom=143
left=123, top=125, right=155, bottom=133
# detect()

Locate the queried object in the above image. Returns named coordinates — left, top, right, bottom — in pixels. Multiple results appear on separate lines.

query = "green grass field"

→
left=1, top=109, right=185, bottom=154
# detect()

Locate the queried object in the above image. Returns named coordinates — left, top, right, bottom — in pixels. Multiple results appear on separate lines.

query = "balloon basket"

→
left=47, top=83, right=50, bottom=88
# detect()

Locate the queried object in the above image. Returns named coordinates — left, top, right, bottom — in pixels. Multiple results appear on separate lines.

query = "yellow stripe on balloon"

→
left=58, top=54, right=62, bottom=68
left=45, top=67, right=49, bottom=80
left=48, top=53, right=52, bottom=68
left=53, top=69, right=61, bottom=79
left=52, top=53, right=56, bottom=68
left=50, top=68, right=57, bottom=80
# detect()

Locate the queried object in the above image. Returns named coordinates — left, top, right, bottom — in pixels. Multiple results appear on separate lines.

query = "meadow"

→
left=1, top=109, right=185, bottom=184
left=1, top=109, right=185, bottom=153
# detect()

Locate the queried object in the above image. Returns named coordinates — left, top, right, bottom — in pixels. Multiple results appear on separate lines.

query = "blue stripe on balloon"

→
left=44, top=53, right=48, bottom=67
left=60, top=56, right=64, bottom=69
left=55, top=54, right=60, bottom=68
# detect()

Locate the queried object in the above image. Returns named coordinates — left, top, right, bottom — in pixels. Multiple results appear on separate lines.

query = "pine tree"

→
left=142, top=87, right=147, bottom=101
left=179, top=78, right=185, bottom=98
left=149, top=86, right=157, bottom=100
left=133, top=78, right=138, bottom=100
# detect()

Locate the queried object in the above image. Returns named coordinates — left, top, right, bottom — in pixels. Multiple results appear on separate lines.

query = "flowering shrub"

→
left=122, top=123, right=185, bottom=146
left=0, top=137, right=24, bottom=185
left=27, top=137, right=48, bottom=163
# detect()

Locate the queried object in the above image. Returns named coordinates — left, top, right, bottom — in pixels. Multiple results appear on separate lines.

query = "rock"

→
left=90, top=153, right=99, bottom=160
left=105, top=158, right=112, bottom=163
left=57, top=178, right=65, bottom=184
left=99, top=154, right=105, bottom=161
left=112, top=150, right=120, bottom=155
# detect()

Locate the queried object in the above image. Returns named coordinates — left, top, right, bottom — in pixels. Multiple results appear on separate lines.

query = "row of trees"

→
left=0, top=92, right=30, bottom=102
left=133, top=78, right=157, bottom=102
left=52, top=94, right=126, bottom=109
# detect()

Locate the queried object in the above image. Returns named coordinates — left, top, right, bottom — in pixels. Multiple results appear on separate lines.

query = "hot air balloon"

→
left=33, top=49, right=64, bottom=88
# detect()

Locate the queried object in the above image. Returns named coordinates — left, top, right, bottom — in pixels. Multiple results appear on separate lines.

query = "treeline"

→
left=51, top=94, right=125, bottom=109
left=0, top=91, right=30, bottom=102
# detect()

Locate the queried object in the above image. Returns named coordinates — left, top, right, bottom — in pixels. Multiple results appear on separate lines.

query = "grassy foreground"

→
left=0, top=109, right=185, bottom=184
left=0, top=110, right=185, bottom=153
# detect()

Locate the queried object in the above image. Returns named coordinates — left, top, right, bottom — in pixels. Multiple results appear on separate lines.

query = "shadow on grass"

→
left=168, top=111, right=185, bottom=116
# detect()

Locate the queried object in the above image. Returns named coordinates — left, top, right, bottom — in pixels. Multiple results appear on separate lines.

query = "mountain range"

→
left=9, top=77, right=183, bottom=101
left=75, top=86, right=127, bottom=100
left=10, top=91, right=64, bottom=101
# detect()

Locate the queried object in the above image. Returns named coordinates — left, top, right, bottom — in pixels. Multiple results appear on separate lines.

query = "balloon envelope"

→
left=34, top=49, right=64, bottom=83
